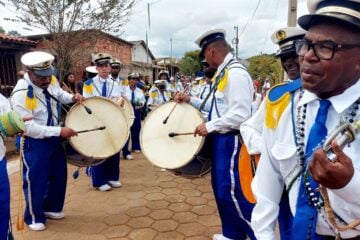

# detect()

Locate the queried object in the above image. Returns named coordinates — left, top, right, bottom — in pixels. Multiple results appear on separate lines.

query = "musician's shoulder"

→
left=267, top=79, right=301, bottom=103
left=84, top=78, right=94, bottom=85
left=265, top=79, right=302, bottom=129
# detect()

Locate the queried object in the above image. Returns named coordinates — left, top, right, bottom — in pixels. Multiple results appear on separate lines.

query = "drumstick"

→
left=61, top=81, right=92, bottom=114
left=163, top=103, right=178, bottom=124
left=168, top=132, right=193, bottom=137
left=76, top=126, right=106, bottom=134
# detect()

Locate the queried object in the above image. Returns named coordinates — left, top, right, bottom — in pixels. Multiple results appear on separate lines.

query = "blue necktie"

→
left=101, top=81, right=107, bottom=97
left=131, top=90, right=135, bottom=105
left=43, top=89, right=53, bottom=126
left=161, top=92, right=166, bottom=102
left=292, top=99, right=331, bottom=240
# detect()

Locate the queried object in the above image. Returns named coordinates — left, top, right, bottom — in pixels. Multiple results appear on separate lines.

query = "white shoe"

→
left=98, top=184, right=111, bottom=192
left=108, top=181, right=122, bottom=188
left=44, top=211, right=65, bottom=219
left=126, top=154, right=134, bottom=160
left=133, top=150, right=141, bottom=153
left=28, top=223, right=46, bottom=231
left=213, top=234, right=234, bottom=240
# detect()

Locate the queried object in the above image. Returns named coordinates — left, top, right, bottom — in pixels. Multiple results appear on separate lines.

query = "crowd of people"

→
left=0, top=0, right=359, bottom=239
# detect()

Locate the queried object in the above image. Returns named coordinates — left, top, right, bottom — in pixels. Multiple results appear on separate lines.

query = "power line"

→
left=238, top=0, right=262, bottom=40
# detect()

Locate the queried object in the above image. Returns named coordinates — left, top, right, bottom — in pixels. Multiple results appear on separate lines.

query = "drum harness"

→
left=199, top=58, right=248, bottom=135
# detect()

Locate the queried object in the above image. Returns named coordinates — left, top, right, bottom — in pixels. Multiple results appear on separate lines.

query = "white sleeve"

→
left=189, top=96, right=211, bottom=112
left=54, top=86, right=74, bottom=104
left=240, top=100, right=265, bottom=154
left=251, top=127, right=285, bottom=240
left=206, top=69, right=253, bottom=132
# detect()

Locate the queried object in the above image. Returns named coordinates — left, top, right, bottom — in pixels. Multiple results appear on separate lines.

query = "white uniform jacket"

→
left=189, top=53, right=253, bottom=133
left=11, top=73, right=74, bottom=139
left=251, top=79, right=360, bottom=239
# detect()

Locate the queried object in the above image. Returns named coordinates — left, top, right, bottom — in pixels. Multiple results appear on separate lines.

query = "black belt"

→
left=222, top=130, right=240, bottom=136
left=322, top=235, right=360, bottom=240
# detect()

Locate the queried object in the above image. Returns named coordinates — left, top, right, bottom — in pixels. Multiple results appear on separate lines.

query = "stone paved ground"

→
left=9, top=151, right=222, bottom=240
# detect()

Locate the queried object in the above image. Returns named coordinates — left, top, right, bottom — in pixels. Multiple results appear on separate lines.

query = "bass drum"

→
left=116, top=97, right=135, bottom=128
left=141, top=101, right=211, bottom=178
left=65, top=96, right=129, bottom=167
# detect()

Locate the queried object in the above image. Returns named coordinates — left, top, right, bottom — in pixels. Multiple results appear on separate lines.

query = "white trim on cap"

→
left=317, top=6, right=360, bottom=18
left=195, top=29, right=226, bottom=47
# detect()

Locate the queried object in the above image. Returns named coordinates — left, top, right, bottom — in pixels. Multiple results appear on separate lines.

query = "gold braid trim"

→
left=320, top=185, right=360, bottom=231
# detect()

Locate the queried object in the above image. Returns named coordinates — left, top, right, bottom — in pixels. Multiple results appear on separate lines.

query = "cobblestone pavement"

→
left=9, top=152, right=222, bottom=240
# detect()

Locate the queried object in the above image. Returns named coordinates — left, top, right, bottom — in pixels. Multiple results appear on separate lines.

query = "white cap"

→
left=86, top=66, right=98, bottom=74
left=21, top=51, right=54, bottom=77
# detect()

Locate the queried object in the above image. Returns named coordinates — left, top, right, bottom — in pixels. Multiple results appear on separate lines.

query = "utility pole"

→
left=233, top=25, right=239, bottom=59
left=288, top=0, right=297, bottom=27
left=170, top=38, right=173, bottom=77
left=284, top=0, right=298, bottom=82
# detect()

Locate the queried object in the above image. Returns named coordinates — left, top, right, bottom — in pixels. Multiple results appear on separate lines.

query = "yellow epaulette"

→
left=265, top=79, right=302, bottom=129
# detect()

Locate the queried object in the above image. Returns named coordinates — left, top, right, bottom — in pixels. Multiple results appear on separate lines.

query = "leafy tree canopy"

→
left=177, top=50, right=201, bottom=75
left=247, top=54, right=283, bottom=87
left=7, top=30, right=21, bottom=37
left=6, top=0, right=136, bottom=34
left=0, top=26, right=5, bottom=34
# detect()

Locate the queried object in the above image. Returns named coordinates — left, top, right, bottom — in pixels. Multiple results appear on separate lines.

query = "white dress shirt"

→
left=147, top=87, right=171, bottom=106
left=11, top=73, right=74, bottom=139
left=251, top=79, right=360, bottom=239
left=123, top=86, right=145, bottom=109
left=0, top=94, right=12, bottom=160
left=83, top=75, right=123, bottom=100
left=189, top=53, right=253, bottom=133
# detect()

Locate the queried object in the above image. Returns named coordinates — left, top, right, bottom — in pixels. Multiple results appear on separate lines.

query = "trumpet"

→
left=322, top=119, right=360, bottom=161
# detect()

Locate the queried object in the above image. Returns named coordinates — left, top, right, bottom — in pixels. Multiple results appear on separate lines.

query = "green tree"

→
left=177, top=50, right=201, bottom=75
left=247, top=54, right=283, bottom=87
left=7, top=30, right=21, bottom=37
left=6, top=0, right=136, bottom=81
left=0, top=26, right=5, bottom=34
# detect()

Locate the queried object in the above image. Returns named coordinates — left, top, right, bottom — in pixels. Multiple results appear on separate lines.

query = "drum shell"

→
left=116, top=97, right=135, bottom=128
left=171, top=136, right=212, bottom=178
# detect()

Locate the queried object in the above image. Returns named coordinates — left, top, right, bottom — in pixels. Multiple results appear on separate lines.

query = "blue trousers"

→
left=0, top=158, right=11, bottom=240
left=210, top=133, right=255, bottom=240
left=279, top=190, right=293, bottom=240
left=122, top=109, right=142, bottom=156
left=22, top=137, right=67, bottom=225
left=91, top=153, right=120, bottom=187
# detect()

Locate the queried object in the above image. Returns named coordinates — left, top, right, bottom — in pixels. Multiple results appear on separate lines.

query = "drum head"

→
left=141, top=102, right=204, bottom=169
left=116, top=97, right=135, bottom=127
left=65, top=96, right=129, bottom=159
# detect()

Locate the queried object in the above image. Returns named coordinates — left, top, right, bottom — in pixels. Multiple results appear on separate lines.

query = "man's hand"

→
left=60, top=127, right=78, bottom=138
left=194, top=123, right=208, bottom=137
left=309, top=141, right=354, bottom=189
left=173, top=92, right=190, bottom=103
left=72, top=93, right=85, bottom=104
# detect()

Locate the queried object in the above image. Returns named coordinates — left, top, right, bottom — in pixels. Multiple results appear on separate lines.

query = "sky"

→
left=0, top=0, right=308, bottom=59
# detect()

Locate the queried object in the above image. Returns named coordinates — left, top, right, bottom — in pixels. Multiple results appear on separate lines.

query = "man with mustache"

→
left=251, top=0, right=360, bottom=239
left=11, top=51, right=84, bottom=231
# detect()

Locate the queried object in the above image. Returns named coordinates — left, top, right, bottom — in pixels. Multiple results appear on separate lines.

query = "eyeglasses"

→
left=295, top=39, right=360, bottom=60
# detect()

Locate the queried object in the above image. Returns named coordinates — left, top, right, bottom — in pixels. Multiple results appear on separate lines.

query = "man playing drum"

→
left=83, top=53, right=123, bottom=192
left=11, top=51, right=84, bottom=231
left=175, top=29, right=255, bottom=240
